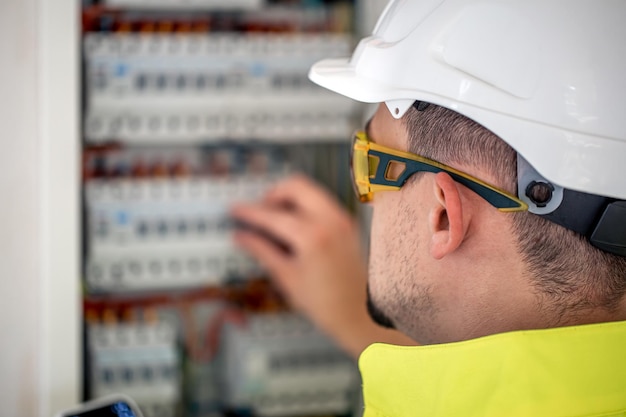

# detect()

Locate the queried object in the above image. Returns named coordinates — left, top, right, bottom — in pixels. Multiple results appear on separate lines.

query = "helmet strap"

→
left=517, top=154, right=626, bottom=257
left=413, top=101, right=431, bottom=112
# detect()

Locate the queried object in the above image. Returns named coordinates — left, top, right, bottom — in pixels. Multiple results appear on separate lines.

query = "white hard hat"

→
left=309, top=0, right=626, bottom=256
left=310, top=0, right=626, bottom=201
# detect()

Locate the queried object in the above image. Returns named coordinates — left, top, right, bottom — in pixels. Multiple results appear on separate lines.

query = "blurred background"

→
left=0, top=0, right=386, bottom=416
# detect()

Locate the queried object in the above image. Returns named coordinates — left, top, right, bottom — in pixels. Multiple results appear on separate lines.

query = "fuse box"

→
left=80, top=2, right=362, bottom=417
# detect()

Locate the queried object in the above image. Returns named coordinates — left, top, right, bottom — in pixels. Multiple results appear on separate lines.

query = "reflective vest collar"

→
left=359, top=320, right=626, bottom=417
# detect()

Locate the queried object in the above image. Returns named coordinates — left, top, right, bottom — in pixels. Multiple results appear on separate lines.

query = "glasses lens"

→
left=351, top=133, right=373, bottom=203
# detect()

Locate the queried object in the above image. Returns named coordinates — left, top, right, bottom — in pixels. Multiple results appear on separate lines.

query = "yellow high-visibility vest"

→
left=359, top=320, right=626, bottom=417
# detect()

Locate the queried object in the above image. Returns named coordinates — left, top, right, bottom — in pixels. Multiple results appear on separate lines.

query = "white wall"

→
left=0, top=0, right=41, bottom=414
left=0, top=0, right=80, bottom=415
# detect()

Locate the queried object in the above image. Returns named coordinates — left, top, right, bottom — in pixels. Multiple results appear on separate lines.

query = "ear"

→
left=429, top=172, right=469, bottom=260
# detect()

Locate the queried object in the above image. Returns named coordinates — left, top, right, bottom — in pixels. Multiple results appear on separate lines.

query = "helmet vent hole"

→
left=525, top=181, right=554, bottom=208
left=394, top=108, right=400, bottom=115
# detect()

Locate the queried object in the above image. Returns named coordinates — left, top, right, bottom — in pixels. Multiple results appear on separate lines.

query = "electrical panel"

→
left=81, top=2, right=362, bottom=417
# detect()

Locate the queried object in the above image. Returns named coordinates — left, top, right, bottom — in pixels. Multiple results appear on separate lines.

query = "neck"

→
left=537, top=290, right=626, bottom=329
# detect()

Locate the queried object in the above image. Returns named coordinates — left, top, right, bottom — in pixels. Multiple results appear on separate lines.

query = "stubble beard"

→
left=366, top=188, right=438, bottom=342
left=366, top=283, right=396, bottom=329
left=366, top=252, right=438, bottom=343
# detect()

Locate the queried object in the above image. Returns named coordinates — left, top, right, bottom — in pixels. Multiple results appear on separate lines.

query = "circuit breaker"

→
left=220, top=313, right=359, bottom=417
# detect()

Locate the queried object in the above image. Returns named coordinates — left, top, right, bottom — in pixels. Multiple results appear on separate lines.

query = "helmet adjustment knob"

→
left=525, top=181, right=554, bottom=208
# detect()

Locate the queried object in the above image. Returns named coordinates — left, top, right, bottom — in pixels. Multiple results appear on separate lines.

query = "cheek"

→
left=368, top=193, right=417, bottom=294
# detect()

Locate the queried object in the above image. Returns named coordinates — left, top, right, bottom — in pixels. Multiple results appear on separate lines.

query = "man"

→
left=232, top=0, right=626, bottom=415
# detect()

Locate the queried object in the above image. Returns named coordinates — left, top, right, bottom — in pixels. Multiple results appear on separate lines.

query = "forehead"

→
left=369, top=104, right=409, bottom=151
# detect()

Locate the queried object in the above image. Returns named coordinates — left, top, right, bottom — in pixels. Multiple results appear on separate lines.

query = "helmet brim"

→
left=309, top=58, right=411, bottom=105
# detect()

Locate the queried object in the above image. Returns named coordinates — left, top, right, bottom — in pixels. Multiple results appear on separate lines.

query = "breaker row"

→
left=83, top=32, right=357, bottom=144
left=84, top=109, right=354, bottom=143
left=102, top=0, right=263, bottom=10
left=86, top=311, right=358, bottom=417
left=88, top=322, right=181, bottom=417
left=86, top=251, right=259, bottom=292
left=84, top=33, right=351, bottom=58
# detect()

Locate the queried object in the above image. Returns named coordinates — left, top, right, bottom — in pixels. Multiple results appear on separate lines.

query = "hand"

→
left=230, top=174, right=417, bottom=357
left=231, top=175, right=367, bottom=334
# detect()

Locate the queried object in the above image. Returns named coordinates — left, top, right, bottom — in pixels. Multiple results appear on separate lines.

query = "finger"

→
left=231, top=215, right=293, bottom=256
left=264, top=174, right=345, bottom=221
left=232, top=230, right=295, bottom=294
left=230, top=203, right=315, bottom=252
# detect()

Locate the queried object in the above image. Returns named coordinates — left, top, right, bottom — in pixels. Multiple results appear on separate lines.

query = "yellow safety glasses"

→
left=351, top=131, right=528, bottom=212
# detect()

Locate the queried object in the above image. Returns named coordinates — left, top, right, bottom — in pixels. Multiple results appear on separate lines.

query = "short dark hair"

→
left=403, top=104, right=626, bottom=317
